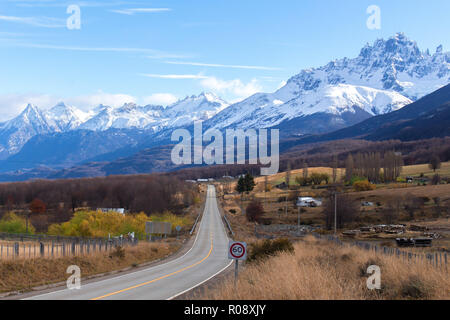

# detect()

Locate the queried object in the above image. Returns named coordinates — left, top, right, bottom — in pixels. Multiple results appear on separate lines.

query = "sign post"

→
left=176, top=225, right=181, bottom=239
left=228, top=241, right=247, bottom=285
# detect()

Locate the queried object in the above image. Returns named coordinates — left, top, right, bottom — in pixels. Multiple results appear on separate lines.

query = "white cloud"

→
left=111, top=8, right=171, bottom=15
left=163, top=60, right=281, bottom=71
left=0, top=15, right=65, bottom=28
left=0, top=93, right=58, bottom=121
left=199, top=77, right=262, bottom=101
left=141, top=93, right=178, bottom=106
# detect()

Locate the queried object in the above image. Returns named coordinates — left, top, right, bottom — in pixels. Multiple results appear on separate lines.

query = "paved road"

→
left=26, top=185, right=232, bottom=300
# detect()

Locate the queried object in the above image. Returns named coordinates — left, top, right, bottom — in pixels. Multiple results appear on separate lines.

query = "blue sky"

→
left=0, top=0, right=449, bottom=120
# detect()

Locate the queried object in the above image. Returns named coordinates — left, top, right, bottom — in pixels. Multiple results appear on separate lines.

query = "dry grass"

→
left=0, top=241, right=179, bottom=293
left=401, top=161, right=450, bottom=177
left=198, top=236, right=449, bottom=300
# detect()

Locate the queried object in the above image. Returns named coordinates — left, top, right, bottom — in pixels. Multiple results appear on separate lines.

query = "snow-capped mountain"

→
left=46, top=102, right=89, bottom=131
left=0, top=33, right=448, bottom=162
left=0, top=93, right=229, bottom=159
left=78, top=92, right=228, bottom=132
left=204, top=33, right=449, bottom=134
left=0, top=104, right=56, bottom=157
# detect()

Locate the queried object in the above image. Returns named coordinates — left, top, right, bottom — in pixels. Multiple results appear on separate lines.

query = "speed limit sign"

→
left=228, top=241, right=247, bottom=260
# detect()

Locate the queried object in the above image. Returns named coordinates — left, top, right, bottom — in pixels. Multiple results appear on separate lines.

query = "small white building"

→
left=98, top=208, right=125, bottom=214
left=297, top=197, right=322, bottom=207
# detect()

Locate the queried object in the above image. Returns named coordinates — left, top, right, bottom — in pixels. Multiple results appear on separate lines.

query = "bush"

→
left=353, top=180, right=376, bottom=192
left=47, top=210, right=190, bottom=239
left=0, top=212, right=35, bottom=234
left=110, top=246, right=125, bottom=260
left=248, top=238, right=294, bottom=263
left=245, top=200, right=264, bottom=222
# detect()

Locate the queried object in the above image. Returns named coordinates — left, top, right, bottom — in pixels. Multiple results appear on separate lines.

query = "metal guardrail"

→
left=223, top=215, right=234, bottom=237
left=190, top=213, right=201, bottom=235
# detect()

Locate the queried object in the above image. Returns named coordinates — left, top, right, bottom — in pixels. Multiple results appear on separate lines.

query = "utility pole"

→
left=297, top=207, right=301, bottom=231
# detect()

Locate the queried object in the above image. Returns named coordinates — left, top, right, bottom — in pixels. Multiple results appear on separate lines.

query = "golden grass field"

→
left=401, top=161, right=450, bottom=177
left=0, top=241, right=179, bottom=293
left=198, top=236, right=449, bottom=300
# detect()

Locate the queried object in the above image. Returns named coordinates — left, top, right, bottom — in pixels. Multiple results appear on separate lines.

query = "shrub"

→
left=400, top=276, right=430, bottom=299
left=47, top=210, right=190, bottom=239
left=247, top=238, right=294, bottom=263
left=353, top=180, right=376, bottom=192
left=0, top=212, right=35, bottom=234
left=245, top=200, right=264, bottom=222
left=110, top=246, right=126, bottom=260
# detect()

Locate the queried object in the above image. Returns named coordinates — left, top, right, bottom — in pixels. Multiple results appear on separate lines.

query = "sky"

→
left=0, top=0, right=449, bottom=121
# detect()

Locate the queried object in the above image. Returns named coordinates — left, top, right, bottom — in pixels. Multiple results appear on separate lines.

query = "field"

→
left=198, top=236, right=449, bottom=300
left=400, top=161, right=450, bottom=178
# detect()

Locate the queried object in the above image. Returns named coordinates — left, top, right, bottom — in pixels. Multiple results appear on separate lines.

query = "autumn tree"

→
left=345, top=154, right=354, bottom=182
left=332, top=155, right=338, bottom=183
left=429, top=154, right=441, bottom=172
left=29, top=198, right=46, bottom=214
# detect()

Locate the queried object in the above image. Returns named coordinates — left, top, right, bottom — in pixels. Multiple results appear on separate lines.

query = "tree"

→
left=285, top=161, right=291, bottom=189
left=345, top=154, right=354, bottom=182
left=246, top=200, right=264, bottom=222
left=243, top=173, right=256, bottom=192
left=236, top=173, right=255, bottom=194
left=332, top=155, right=338, bottom=183
left=29, top=198, right=46, bottom=214
left=323, top=194, right=359, bottom=230
left=302, top=161, right=308, bottom=180
left=429, top=155, right=441, bottom=172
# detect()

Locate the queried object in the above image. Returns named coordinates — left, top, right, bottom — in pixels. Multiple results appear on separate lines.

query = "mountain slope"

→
left=282, top=83, right=450, bottom=148
left=204, top=33, right=448, bottom=136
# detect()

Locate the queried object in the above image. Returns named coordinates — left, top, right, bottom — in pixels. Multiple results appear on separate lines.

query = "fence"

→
left=0, top=232, right=138, bottom=260
left=312, top=233, right=448, bottom=270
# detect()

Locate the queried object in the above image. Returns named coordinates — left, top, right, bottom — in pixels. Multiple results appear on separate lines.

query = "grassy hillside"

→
left=198, top=236, right=449, bottom=300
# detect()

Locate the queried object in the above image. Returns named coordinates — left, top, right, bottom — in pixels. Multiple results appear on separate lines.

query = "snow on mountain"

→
left=78, top=103, right=164, bottom=131
left=45, top=102, right=89, bottom=131
left=0, top=104, right=56, bottom=157
left=204, top=33, right=448, bottom=132
left=0, top=33, right=448, bottom=159
left=0, top=93, right=229, bottom=158
left=78, top=92, right=229, bottom=132
left=161, top=92, right=229, bottom=128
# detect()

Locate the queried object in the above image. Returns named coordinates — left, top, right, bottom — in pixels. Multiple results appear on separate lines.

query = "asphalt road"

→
left=26, top=185, right=232, bottom=300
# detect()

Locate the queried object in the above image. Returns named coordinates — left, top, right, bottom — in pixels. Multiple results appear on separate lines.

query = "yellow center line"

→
left=91, top=232, right=214, bottom=300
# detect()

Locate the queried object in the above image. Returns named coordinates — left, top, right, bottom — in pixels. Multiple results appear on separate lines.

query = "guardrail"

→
left=190, top=213, right=201, bottom=235
left=223, top=215, right=234, bottom=238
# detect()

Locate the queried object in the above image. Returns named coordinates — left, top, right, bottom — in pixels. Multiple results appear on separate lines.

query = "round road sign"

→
left=229, top=242, right=245, bottom=259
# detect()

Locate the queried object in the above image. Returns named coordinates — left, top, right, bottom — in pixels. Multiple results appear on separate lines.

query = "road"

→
left=26, top=185, right=232, bottom=300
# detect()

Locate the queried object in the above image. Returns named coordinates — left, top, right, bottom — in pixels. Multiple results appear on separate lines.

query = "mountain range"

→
left=0, top=33, right=449, bottom=180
